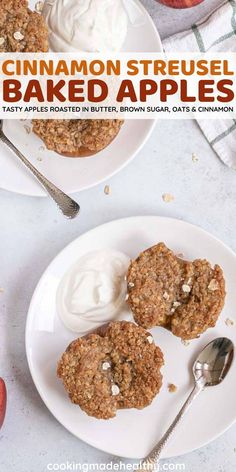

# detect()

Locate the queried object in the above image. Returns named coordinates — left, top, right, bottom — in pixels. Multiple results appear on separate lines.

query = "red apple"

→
left=0, top=378, right=7, bottom=429
left=158, top=0, right=204, bottom=8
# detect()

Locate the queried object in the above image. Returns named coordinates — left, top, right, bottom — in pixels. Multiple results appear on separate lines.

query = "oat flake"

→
left=173, top=301, right=181, bottom=308
left=146, top=336, right=153, bottom=344
left=111, top=384, right=120, bottom=396
left=24, top=125, right=31, bottom=134
left=162, top=193, right=174, bottom=203
left=208, top=279, right=219, bottom=291
left=0, top=38, right=5, bottom=46
left=35, top=1, right=44, bottom=12
left=182, top=284, right=191, bottom=293
left=104, top=185, right=110, bottom=195
left=102, top=362, right=111, bottom=371
left=192, top=153, right=199, bottom=163
left=14, top=31, right=24, bottom=41
left=168, top=383, right=177, bottom=393
left=225, top=318, right=235, bottom=327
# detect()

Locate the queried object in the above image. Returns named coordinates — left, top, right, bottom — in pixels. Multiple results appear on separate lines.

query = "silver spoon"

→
left=139, top=337, right=234, bottom=471
left=0, top=120, right=80, bottom=219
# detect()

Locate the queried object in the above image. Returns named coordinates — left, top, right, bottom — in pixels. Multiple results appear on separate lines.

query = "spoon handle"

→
left=139, top=381, right=204, bottom=471
left=0, top=131, right=80, bottom=219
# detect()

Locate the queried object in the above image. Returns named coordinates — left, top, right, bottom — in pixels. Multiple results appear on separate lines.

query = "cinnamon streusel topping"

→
left=0, top=0, right=48, bottom=52
left=127, top=243, right=226, bottom=340
left=32, top=119, right=124, bottom=157
left=57, top=321, right=164, bottom=419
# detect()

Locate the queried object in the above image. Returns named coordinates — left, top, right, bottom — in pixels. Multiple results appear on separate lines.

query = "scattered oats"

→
left=181, top=339, right=190, bottom=346
left=13, top=31, right=24, bottom=41
left=124, top=275, right=127, bottom=281
left=208, top=279, right=219, bottom=291
left=163, top=291, right=169, bottom=300
left=173, top=301, right=181, bottom=308
left=187, top=278, right=192, bottom=284
left=0, top=38, right=5, bottom=46
left=128, top=282, right=134, bottom=289
left=104, top=185, right=110, bottom=195
left=111, top=384, right=120, bottom=396
left=182, top=284, right=191, bottom=293
left=125, top=293, right=129, bottom=301
left=39, top=145, right=45, bottom=151
left=168, top=383, right=177, bottom=393
left=162, top=193, right=174, bottom=203
left=102, top=362, right=111, bottom=371
left=146, top=336, right=153, bottom=344
left=177, top=253, right=184, bottom=259
left=225, top=318, right=235, bottom=327
left=24, top=125, right=31, bottom=134
left=192, top=153, right=199, bottom=163
left=170, top=308, right=175, bottom=314
left=35, top=1, right=44, bottom=12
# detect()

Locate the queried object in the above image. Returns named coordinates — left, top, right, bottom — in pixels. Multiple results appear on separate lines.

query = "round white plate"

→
left=26, top=216, right=236, bottom=459
left=0, top=0, right=162, bottom=197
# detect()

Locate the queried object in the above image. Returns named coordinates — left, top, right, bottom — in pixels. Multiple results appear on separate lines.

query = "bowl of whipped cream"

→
left=42, top=0, right=162, bottom=53
left=56, top=249, right=131, bottom=335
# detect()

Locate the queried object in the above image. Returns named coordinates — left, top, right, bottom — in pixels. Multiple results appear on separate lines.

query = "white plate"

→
left=26, top=216, right=236, bottom=459
left=0, top=0, right=162, bottom=197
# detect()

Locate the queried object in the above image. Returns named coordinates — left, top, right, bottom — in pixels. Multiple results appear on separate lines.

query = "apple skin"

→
left=0, top=378, right=7, bottom=429
left=158, top=0, right=204, bottom=8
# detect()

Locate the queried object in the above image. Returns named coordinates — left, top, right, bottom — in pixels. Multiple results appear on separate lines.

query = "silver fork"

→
left=0, top=120, right=80, bottom=219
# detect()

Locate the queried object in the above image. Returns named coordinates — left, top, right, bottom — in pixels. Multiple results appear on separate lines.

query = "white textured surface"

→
left=1, top=1, right=236, bottom=471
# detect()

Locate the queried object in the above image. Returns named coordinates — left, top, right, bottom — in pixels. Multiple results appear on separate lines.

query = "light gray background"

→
left=1, top=0, right=236, bottom=471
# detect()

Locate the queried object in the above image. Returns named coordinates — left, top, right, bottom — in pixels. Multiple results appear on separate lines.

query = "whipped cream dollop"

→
left=57, top=249, right=130, bottom=334
left=43, top=0, right=129, bottom=53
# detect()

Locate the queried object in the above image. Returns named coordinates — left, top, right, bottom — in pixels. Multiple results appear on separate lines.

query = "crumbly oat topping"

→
left=162, top=193, right=175, bottom=203
left=32, top=119, right=124, bottom=157
left=102, top=362, right=111, bottom=371
left=57, top=321, right=164, bottom=419
left=0, top=0, right=48, bottom=52
left=127, top=243, right=225, bottom=340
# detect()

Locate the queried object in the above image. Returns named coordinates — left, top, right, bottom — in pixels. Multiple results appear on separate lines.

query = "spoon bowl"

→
left=193, top=337, right=234, bottom=387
